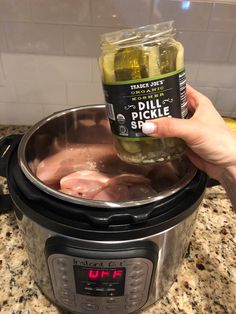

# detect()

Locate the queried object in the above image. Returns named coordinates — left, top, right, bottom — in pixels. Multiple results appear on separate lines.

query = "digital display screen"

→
left=74, top=266, right=126, bottom=297
left=77, top=268, right=125, bottom=282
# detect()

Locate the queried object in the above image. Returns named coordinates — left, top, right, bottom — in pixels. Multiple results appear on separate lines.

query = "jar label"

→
left=103, top=69, right=187, bottom=138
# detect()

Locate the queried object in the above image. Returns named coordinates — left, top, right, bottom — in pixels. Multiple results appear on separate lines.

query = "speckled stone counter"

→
left=0, top=125, right=236, bottom=314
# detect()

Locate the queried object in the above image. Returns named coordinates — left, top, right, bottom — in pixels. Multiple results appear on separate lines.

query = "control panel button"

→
left=80, top=303, right=99, bottom=311
left=129, top=271, right=145, bottom=279
left=95, top=287, right=104, bottom=292
left=132, top=263, right=146, bottom=272
left=131, top=269, right=145, bottom=276
left=129, top=286, right=144, bottom=294
left=61, top=297, right=75, bottom=306
left=126, top=293, right=143, bottom=301
left=126, top=300, right=142, bottom=309
left=130, top=278, right=144, bottom=287
left=60, top=293, right=75, bottom=306
left=59, top=288, right=71, bottom=295
left=106, top=297, right=120, bottom=304
left=59, top=290, right=75, bottom=304
left=57, top=258, right=67, bottom=266
left=86, top=282, right=94, bottom=287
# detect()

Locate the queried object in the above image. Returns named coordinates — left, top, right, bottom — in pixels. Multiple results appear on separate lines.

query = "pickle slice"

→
left=175, top=41, right=184, bottom=70
left=159, top=40, right=178, bottom=74
left=114, top=47, right=149, bottom=81
left=144, top=45, right=161, bottom=77
left=101, top=52, right=116, bottom=82
left=119, top=139, right=142, bottom=154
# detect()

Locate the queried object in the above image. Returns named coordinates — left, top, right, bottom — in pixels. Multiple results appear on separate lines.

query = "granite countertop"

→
left=0, top=125, right=236, bottom=314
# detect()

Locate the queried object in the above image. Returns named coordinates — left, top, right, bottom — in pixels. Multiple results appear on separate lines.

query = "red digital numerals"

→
left=88, top=269, right=123, bottom=280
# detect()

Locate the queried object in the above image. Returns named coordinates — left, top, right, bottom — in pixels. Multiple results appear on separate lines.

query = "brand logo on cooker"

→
left=73, top=259, right=125, bottom=267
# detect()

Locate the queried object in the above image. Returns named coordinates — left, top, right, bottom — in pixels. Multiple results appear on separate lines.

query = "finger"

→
left=186, top=84, right=219, bottom=122
left=142, top=117, right=200, bottom=144
left=186, top=84, right=200, bottom=112
left=185, top=86, right=201, bottom=116
left=187, top=84, right=206, bottom=100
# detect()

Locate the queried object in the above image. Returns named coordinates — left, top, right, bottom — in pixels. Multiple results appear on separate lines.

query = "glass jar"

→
left=99, top=21, right=187, bottom=165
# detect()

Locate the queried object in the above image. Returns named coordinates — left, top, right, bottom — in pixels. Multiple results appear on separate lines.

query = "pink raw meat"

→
left=60, top=170, right=110, bottom=199
left=60, top=170, right=156, bottom=202
left=36, top=144, right=116, bottom=186
left=94, top=174, right=156, bottom=201
left=36, top=143, right=151, bottom=187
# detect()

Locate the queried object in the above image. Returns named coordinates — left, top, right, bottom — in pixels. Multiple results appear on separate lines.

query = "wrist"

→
left=219, top=165, right=236, bottom=210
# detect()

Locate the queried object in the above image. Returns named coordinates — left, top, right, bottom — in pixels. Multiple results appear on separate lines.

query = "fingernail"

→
left=142, top=122, right=156, bottom=134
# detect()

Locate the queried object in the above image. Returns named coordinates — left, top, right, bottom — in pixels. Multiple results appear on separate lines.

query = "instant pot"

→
left=0, top=105, right=208, bottom=314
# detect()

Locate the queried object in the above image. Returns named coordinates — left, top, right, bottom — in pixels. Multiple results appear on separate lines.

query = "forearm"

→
left=219, top=166, right=236, bottom=211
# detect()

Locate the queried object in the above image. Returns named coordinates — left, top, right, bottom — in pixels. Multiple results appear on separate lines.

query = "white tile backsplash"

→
left=0, top=102, right=44, bottom=125
left=63, top=26, right=119, bottom=57
left=0, top=0, right=31, bottom=22
left=193, top=86, right=218, bottom=103
left=91, top=0, right=152, bottom=27
left=4, top=22, right=64, bottom=54
left=92, top=58, right=101, bottom=82
left=202, top=32, right=234, bottom=62
left=215, top=88, right=236, bottom=114
left=15, top=80, right=66, bottom=105
left=177, top=31, right=205, bottom=61
left=0, top=24, right=7, bottom=51
left=209, top=3, right=236, bottom=31
left=0, top=0, right=235, bottom=124
left=177, top=31, right=234, bottom=62
left=185, top=62, right=200, bottom=85
left=42, top=104, right=69, bottom=118
left=0, top=55, right=5, bottom=83
left=1, top=53, right=38, bottom=80
left=67, top=82, right=104, bottom=106
left=196, top=62, right=236, bottom=88
left=0, top=81, right=16, bottom=102
left=30, top=0, right=91, bottom=25
left=37, top=55, right=92, bottom=82
left=229, top=35, right=236, bottom=62
left=151, top=0, right=212, bottom=31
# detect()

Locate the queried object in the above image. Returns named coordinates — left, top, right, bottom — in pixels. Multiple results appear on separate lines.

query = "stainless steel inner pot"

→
left=18, top=104, right=196, bottom=208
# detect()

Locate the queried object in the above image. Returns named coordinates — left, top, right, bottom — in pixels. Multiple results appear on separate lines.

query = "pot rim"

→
left=18, top=104, right=197, bottom=209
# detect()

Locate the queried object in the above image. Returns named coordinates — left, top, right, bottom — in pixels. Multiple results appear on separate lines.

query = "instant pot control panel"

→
left=46, top=238, right=157, bottom=314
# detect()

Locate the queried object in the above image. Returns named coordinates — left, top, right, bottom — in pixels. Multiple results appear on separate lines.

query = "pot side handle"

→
left=0, top=134, right=22, bottom=177
left=0, top=134, right=23, bottom=213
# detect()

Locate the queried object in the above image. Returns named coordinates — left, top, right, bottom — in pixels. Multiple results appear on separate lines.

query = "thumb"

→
left=142, top=117, right=199, bottom=143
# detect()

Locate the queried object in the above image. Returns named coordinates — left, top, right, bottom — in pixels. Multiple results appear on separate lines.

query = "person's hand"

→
left=142, top=85, right=236, bottom=183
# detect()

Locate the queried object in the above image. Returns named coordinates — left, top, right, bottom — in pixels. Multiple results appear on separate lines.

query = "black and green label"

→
left=103, top=69, right=187, bottom=138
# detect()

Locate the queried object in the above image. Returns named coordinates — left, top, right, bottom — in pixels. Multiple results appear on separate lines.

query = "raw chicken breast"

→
left=36, top=144, right=115, bottom=186
left=60, top=170, right=110, bottom=199
left=36, top=143, right=151, bottom=187
left=94, top=174, right=156, bottom=201
left=60, top=170, right=156, bottom=202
